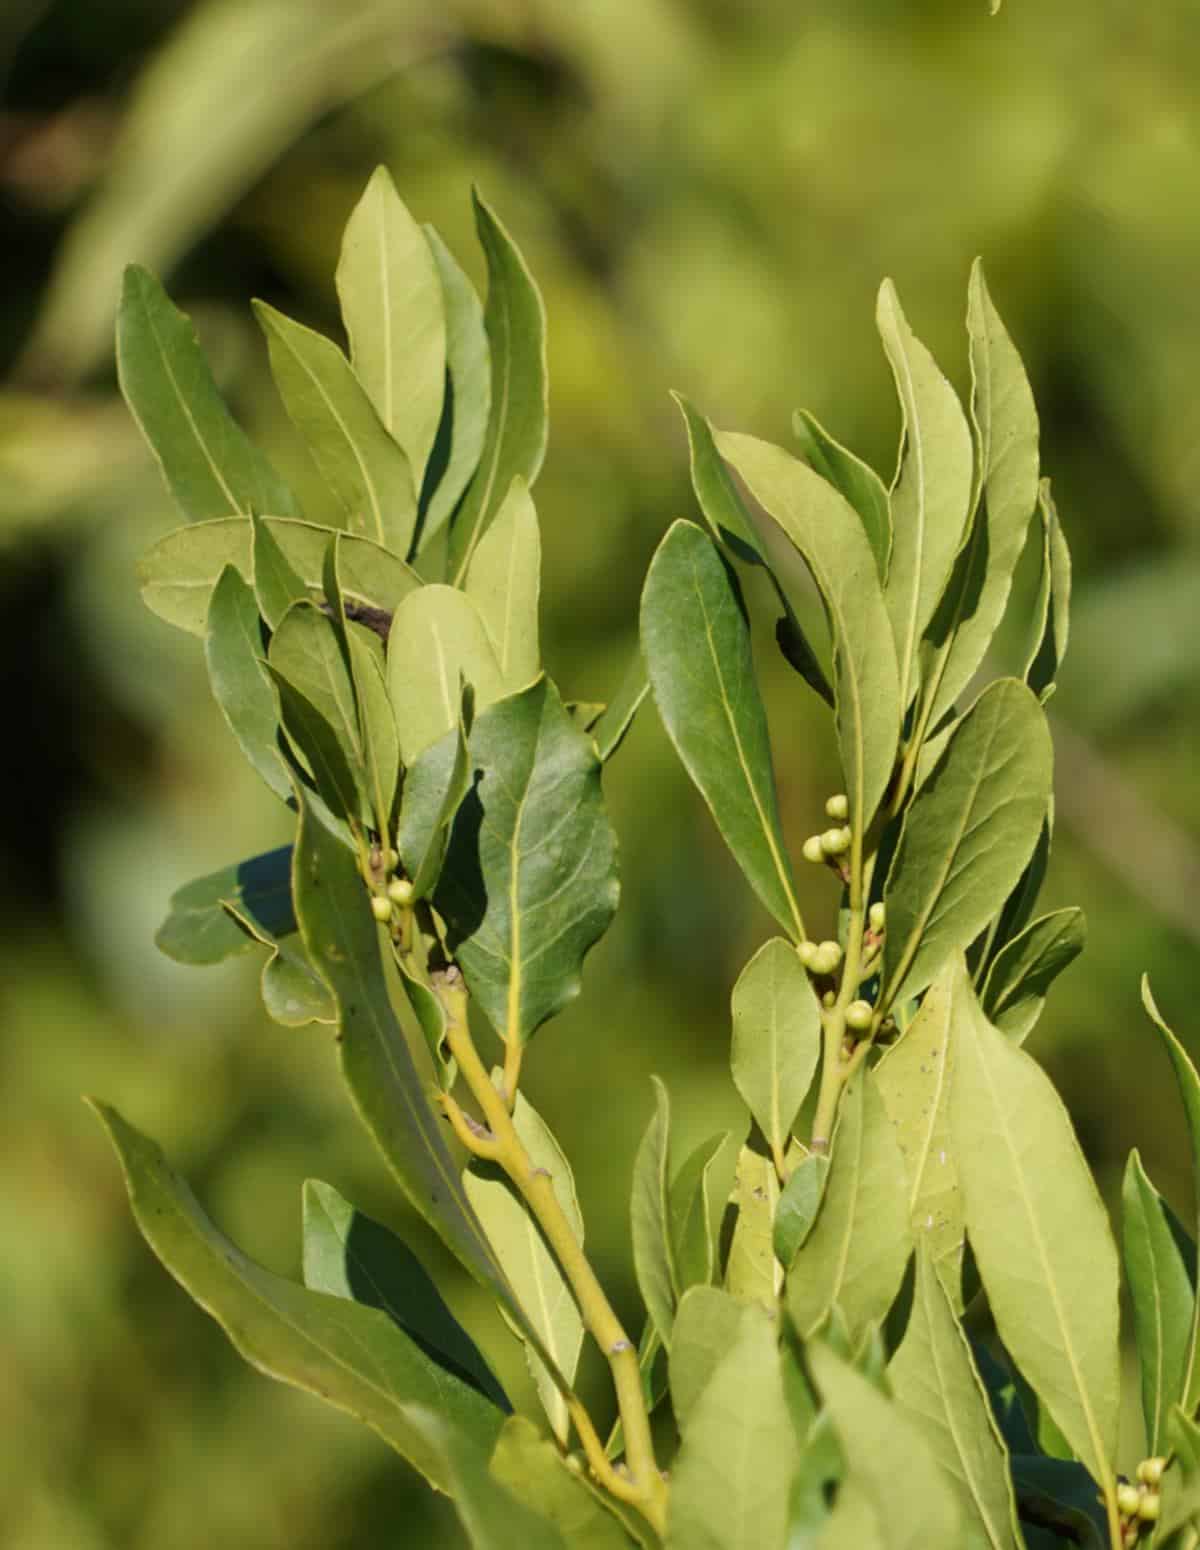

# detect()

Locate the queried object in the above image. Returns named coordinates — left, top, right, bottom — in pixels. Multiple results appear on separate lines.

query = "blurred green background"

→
left=3, top=0, right=1199, bottom=1543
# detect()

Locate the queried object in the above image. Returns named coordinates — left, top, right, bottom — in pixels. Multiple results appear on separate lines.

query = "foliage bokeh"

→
left=3, top=1, right=1199, bottom=1544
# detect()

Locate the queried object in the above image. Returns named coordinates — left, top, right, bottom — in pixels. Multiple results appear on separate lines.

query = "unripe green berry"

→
left=387, top=876, right=415, bottom=905
left=845, top=999, right=874, bottom=1032
left=1116, top=1483, right=1141, bottom=1517
left=813, top=940, right=842, bottom=975
left=825, top=792, right=849, bottom=820
left=820, top=826, right=851, bottom=857
left=802, top=834, right=826, bottom=864
left=370, top=894, right=393, bottom=924
left=798, top=941, right=819, bottom=969
left=1137, top=1457, right=1166, bottom=1487
left=1136, top=1492, right=1160, bottom=1524
left=868, top=901, right=886, bottom=933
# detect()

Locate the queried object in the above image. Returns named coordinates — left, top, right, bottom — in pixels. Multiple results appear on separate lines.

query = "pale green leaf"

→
left=92, top=1105, right=506, bottom=1493
left=731, top=938, right=820, bottom=1171
left=446, top=192, right=548, bottom=584
left=715, top=431, right=902, bottom=832
left=117, top=264, right=299, bottom=522
left=814, top=1480, right=883, bottom=1550
left=254, top=299, right=417, bottom=555
left=269, top=602, right=363, bottom=780
left=465, top=475, right=541, bottom=691
left=155, top=845, right=295, bottom=966
left=875, top=956, right=965, bottom=1305
left=876, top=279, right=973, bottom=706
left=669, top=1133, right=732, bottom=1294
left=267, top=664, right=363, bottom=823
left=386, top=584, right=505, bottom=764
left=336, top=165, right=445, bottom=488
left=773, top=1152, right=829, bottom=1269
left=631, top=1076, right=676, bottom=1346
left=1158, top=1406, right=1200, bottom=1540
left=881, top=678, right=1052, bottom=1010
left=980, top=907, right=1085, bottom=1044
left=668, top=1286, right=754, bottom=1437
left=257, top=935, right=337, bottom=1028
left=726, top=1144, right=782, bottom=1309
left=464, top=1092, right=584, bottom=1445
left=434, top=678, right=619, bottom=1043
left=640, top=520, right=804, bottom=940
left=251, top=508, right=308, bottom=629
left=395, top=687, right=474, bottom=901
left=591, top=653, right=650, bottom=763
left=668, top=1300, right=795, bottom=1550
left=490, top=1417, right=635, bottom=1550
left=950, top=976, right=1120, bottom=1484
left=1024, top=481, right=1071, bottom=702
left=792, top=407, right=891, bottom=582
left=888, top=1241, right=1022, bottom=1550
left=204, top=564, right=290, bottom=800
left=787, top=1070, right=911, bottom=1339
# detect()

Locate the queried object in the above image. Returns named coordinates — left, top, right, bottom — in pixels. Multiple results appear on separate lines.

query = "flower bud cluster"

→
left=799, top=939, right=842, bottom=976
left=1118, top=1459, right=1166, bottom=1542
left=802, top=795, right=852, bottom=866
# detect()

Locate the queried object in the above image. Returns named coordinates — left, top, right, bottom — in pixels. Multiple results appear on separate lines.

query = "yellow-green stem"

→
left=441, top=994, right=667, bottom=1535
left=811, top=833, right=875, bottom=1152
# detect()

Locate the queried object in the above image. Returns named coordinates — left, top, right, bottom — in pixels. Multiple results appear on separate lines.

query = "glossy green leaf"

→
left=446, top=192, right=548, bottom=584
left=787, top=1070, right=911, bottom=1339
left=92, top=1106, right=506, bottom=1493
left=490, top=1416, right=634, bottom=1550
left=591, top=653, right=650, bottom=763
left=155, top=845, right=295, bottom=965
left=140, top=516, right=419, bottom=636
left=640, top=520, right=804, bottom=939
left=631, top=1076, right=676, bottom=1346
left=950, top=976, right=1120, bottom=1485
left=919, top=262, right=1040, bottom=730
left=204, top=564, right=290, bottom=800
left=386, top=584, right=505, bottom=764
left=726, top=1143, right=782, bottom=1310
left=465, top=475, right=541, bottom=691
left=773, top=1152, right=830, bottom=1269
left=881, top=678, right=1052, bottom=1010
left=1024, top=481, right=1071, bottom=703
left=302, top=1178, right=508, bottom=1412
left=669, top=1133, right=732, bottom=1294
left=117, top=264, right=299, bottom=522
left=792, top=407, right=891, bottom=581
left=715, top=431, right=902, bottom=831
left=875, top=956, right=965, bottom=1304
left=464, top=1092, right=584, bottom=1445
left=889, top=1241, right=1022, bottom=1550
left=395, top=689, right=474, bottom=901
left=251, top=507, right=308, bottom=629
left=435, top=678, right=619, bottom=1043
left=876, top=279, right=973, bottom=706
left=268, top=664, right=362, bottom=823
left=980, top=907, right=1085, bottom=1044
left=417, top=227, right=491, bottom=550
left=1142, top=979, right=1200, bottom=1415
left=808, top=1341, right=964, bottom=1550
left=335, top=166, right=445, bottom=489
left=731, top=938, right=820, bottom=1172
left=668, top=1299, right=795, bottom=1550
left=254, top=299, right=418, bottom=555
left=1122, top=1150, right=1194, bottom=1457
left=669, top=1286, right=754, bottom=1437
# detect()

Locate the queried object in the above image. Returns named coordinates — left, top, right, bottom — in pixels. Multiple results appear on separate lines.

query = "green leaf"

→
left=1141, top=979, right=1200, bottom=1415
left=814, top=1481, right=883, bottom=1550
left=435, top=677, right=619, bottom=1044
left=980, top=908, right=1086, bottom=1044
left=1122, top=1150, right=1195, bottom=1457
left=875, top=956, right=966, bottom=1305
left=269, top=602, right=367, bottom=808
left=731, top=938, right=821, bottom=1173
left=1008, top=1457, right=1108, bottom=1547
left=117, top=265, right=299, bottom=522
left=464, top=1092, right=584, bottom=1445
left=290, top=784, right=521, bottom=1315
left=949, top=976, right=1120, bottom=1486
left=335, top=166, right=445, bottom=491
left=669, top=1133, right=732, bottom=1294
left=1024, top=481, right=1071, bottom=702
left=464, top=475, right=541, bottom=692
left=490, top=1416, right=636, bottom=1550
left=1159, top=1407, right=1200, bottom=1540
left=251, top=508, right=308, bottom=629
left=669, top=1286, right=754, bottom=1437
left=725, top=1143, right=782, bottom=1310
left=631, top=1076, right=677, bottom=1346
left=875, top=279, right=973, bottom=707
left=592, top=653, right=650, bottom=763
left=668, top=1299, right=795, bottom=1550
left=257, top=935, right=336, bottom=1028
left=92, top=1105, right=506, bottom=1492
left=888, top=1241, right=1022, bottom=1550
left=204, top=564, right=290, bottom=800
left=881, top=678, right=1052, bottom=1010
left=446, top=192, right=548, bottom=584
left=395, top=688, right=475, bottom=901
left=918, top=261, right=1040, bottom=730
left=254, top=299, right=418, bottom=555
left=417, top=227, right=491, bottom=550
left=140, top=516, right=419, bottom=637
left=640, top=520, right=804, bottom=940
left=808, top=1341, right=964, bottom=1550
left=268, top=664, right=362, bottom=823
left=773, top=1153, right=830, bottom=1269
left=301, top=1179, right=509, bottom=1412
left=155, top=845, right=295, bottom=965
left=787, top=1070, right=912, bottom=1340
left=386, top=584, right=505, bottom=764
left=792, top=407, right=891, bottom=582
left=715, top=431, right=902, bottom=832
